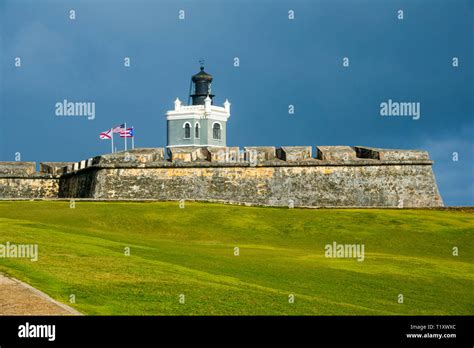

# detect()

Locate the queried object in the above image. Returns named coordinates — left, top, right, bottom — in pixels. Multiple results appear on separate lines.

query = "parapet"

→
left=0, top=162, right=36, bottom=176
left=168, top=146, right=280, bottom=163
left=92, top=148, right=165, bottom=165
left=276, top=146, right=312, bottom=161
left=354, top=146, right=429, bottom=161
left=316, top=146, right=357, bottom=161
left=244, top=146, right=276, bottom=162
left=168, top=147, right=209, bottom=162
left=0, top=145, right=433, bottom=178
left=207, top=147, right=240, bottom=163
left=116, top=146, right=432, bottom=165
left=40, top=162, right=75, bottom=175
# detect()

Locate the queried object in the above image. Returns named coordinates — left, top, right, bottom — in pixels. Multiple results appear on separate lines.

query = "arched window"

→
left=213, top=122, right=221, bottom=140
left=184, top=122, right=191, bottom=139
left=195, top=123, right=200, bottom=138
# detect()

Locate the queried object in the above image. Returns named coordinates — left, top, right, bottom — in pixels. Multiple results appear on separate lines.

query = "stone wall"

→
left=56, top=147, right=444, bottom=207
left=0, top=162, right=59, bottom=198
left=0, top=177, right=59, bottom=199
left=0, top=147, right=444, bottom=207
left=57, top=164, right=441, bottom=207
left=57, top=167, right=98, bottom=198
left=0, top=162, right=37, bottom=176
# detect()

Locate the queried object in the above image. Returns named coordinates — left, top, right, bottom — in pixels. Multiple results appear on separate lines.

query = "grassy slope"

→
left=0, top=201, right=472, bottom=315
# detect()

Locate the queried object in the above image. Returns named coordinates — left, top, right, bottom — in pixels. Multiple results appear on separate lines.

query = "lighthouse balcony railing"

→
left=181, top=105, right=204, bottom=110
left=180, top=105, right=227, bottom=112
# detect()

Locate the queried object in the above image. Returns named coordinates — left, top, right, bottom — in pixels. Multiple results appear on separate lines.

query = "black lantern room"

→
left=191, top=66, right=214, bottom=105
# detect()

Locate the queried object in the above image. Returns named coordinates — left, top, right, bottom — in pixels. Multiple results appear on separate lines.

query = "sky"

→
left=0, top=0, right=472, bottom=205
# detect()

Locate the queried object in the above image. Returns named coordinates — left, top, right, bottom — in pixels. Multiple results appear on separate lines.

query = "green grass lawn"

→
left=0, top=201, right=472, bottom=315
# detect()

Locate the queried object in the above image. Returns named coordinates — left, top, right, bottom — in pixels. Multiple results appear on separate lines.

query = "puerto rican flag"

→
left=99, top=129, right=112, bottom=140
left=119, top=127, right=134, bottom=138
left=112, top=124, right=126, bottom=133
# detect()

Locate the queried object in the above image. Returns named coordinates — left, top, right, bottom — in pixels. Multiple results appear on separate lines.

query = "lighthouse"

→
left=165, top=65, right=231, bottom=149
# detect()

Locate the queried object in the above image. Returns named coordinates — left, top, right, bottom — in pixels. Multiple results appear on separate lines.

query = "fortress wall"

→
left=0, top=162, right=37, bottom=176
left=58, top=163, right=443, bottom=207
left=58, top=167, right=99, bottom=198
left=1, top=147, right=444, bottom=207
left=0, top=177, right=59, bottom=198
left=0, top=162, right=60, bottom=198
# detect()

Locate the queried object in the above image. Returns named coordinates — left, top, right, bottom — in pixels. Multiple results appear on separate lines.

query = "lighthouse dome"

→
left=192, top=66, right=213, bottom=83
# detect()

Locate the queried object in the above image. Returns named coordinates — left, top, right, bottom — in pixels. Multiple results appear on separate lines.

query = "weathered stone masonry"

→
left=0, top=162, right=60, bottom=199
left=0, top=146, right=444, bottom=207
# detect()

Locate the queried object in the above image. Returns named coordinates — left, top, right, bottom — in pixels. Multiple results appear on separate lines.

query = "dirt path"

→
left=0, top=275, right=81, bottom=315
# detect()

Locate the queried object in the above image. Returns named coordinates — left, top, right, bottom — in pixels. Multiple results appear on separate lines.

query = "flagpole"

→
left=132, top=127, right=135, bottom=149
left=124, top=122, right=127, bottom=151
left=111, top=129, right=114, bottom=153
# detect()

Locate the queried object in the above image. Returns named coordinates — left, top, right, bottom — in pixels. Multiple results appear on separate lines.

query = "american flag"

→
left=99, top=129, right=112, bottom=140
left=119, top=127, right=134, bottom=138
left=112, top=124, right=126, bottom=133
